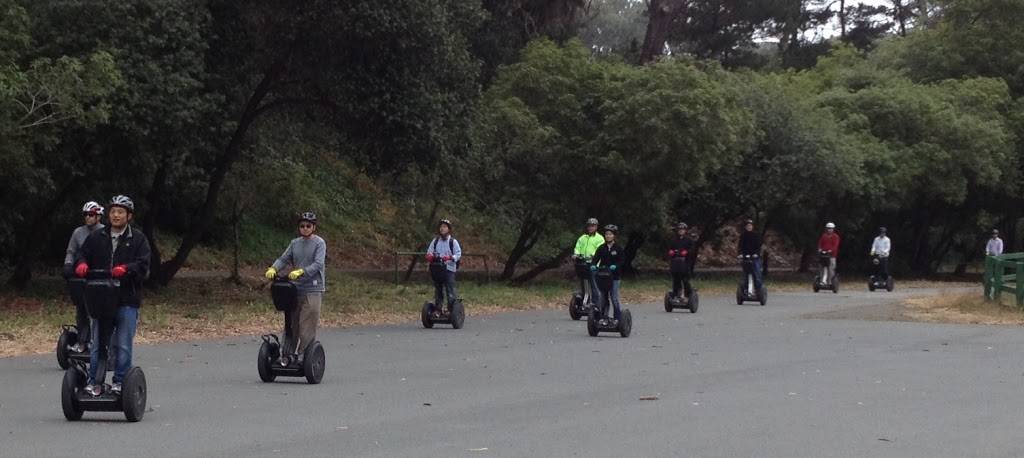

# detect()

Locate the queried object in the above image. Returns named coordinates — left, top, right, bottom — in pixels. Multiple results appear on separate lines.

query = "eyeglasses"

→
left=299, top=224, right=314, bottom=229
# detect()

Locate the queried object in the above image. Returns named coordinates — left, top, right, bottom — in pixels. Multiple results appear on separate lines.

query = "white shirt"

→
left=870, top=236, right=891, bottom=257
left=986, top=237, right=1004, bottom=256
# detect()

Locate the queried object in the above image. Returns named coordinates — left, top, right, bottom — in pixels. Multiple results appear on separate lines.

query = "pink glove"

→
left=426, top=253, right=435, bottom=262
left=668, top=250, right=676, bottom=257
left=75, top=263, right=89, bottom=278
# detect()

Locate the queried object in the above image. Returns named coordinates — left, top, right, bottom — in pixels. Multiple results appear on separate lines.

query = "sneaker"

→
left=278, top=355, right=291, bottom=367
left=84, top=384, right=103, bottom=396
left=69, top=343, right=83, bottom=353
left=110, top=383, right=122, bottom=395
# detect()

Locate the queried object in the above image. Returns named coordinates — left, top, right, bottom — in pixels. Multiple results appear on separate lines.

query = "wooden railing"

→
left=984, top=253, right=1024, bottom=306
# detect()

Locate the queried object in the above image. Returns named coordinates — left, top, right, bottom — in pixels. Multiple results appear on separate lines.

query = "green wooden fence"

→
left=984, top=253, right=1024, bottom=306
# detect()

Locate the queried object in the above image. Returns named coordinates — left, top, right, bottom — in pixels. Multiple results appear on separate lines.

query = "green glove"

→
left=288, top=269, right=305, bottom=280
left=590, top=265, right=597, bottom=272
left=265, top=267, right=277, bottom=280
left=610, top=265, right=618, bottom=271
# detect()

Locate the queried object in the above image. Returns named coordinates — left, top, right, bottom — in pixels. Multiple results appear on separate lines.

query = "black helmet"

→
left=299, top=211, right=317, bottom=224
left=439, top=219, right=452, bottom=230
left=603, top=224, right=618, bottom=234
left=109, top=195, right=134, bottom=213
left=743, top=219, right=754, bottom=226
left=879, top=226, right=887, bottom=234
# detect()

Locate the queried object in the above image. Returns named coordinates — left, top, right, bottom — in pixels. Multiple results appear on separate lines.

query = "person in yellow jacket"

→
left=573, top=217, right=605, bottom=304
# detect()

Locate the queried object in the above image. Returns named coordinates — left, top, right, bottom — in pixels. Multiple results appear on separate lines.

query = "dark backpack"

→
left=430, top=237, right=461, bottom=268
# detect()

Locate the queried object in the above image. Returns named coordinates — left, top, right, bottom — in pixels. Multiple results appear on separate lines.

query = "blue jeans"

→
left=434, top=271, right=458, bottom=308
left=88, top=306, right=138, bottom=385
left=608, top=280, right=623, bottom=320
left=751, top=259, right=764, bottom=290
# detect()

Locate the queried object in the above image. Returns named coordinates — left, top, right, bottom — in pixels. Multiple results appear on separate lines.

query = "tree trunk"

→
left=501, top=217, right=543, bottom=280
left=7, top=176, right=82, bottom=289
left=620, top=231, right=646, bottom=276
left=512, top=245, right=573, bottom=284
left=156, top=60, right=286, bottom=285
left=639, top=0, right=686, bottom=64
left=894, top=0, right=908, bottom=36
left=839, top=0, right=847, bottom=38
left=403, top=199, right=441, bottom=282
left=798, top=246, right=815, bottom=273
left=916, top=0, right=929, bottom=26
left=142, top=159, right=169, bottom=287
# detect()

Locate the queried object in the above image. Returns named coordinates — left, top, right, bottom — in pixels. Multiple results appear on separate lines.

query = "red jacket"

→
left=818, top=232, right=840, bottom=257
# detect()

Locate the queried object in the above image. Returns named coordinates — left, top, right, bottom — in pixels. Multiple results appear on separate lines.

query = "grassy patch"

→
left=903, top=293, right=1024, bottom=325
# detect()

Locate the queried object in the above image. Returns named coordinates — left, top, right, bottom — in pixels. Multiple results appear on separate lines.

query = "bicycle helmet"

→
left=879, top=227, right=887, bottom=234
left=674, top=222, right=688, bottom=230
left=992, top=229, right=1000, bottom=236
left=109, top=195, right=134, bottom=213
left=81, top=201, right=104, bottom=216
left=439, top=218, right=452, bottom=230
left=586, top=218, right=599, bottom=226
left=603, top=224, right=618, bottom=234
left=299, top=211, right=318, bottom=224
left=825, top=222, right=836, bottom=229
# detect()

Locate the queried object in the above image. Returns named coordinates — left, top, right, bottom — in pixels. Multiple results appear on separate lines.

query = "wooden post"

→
left=1017, top=261, right=1024, bottom=307
left=993, top=257, right=1004, bottom=302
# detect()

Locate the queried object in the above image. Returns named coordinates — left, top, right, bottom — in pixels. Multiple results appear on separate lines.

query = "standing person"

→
left=817, top=222, right=841, bottom=283
left=592, top=224, right=624, bottom=323
left=424, top=219, right=462, bottom=314
left=986, top=229, right=1004, bottom=256
left=573, top=218, right=605, bottom=304
left=738, top=219, right=763, bottom=290
left=870, top=227, right=892, bottom=278
left=666, top=222, right=694, bottom=300
left=73, top=195, right=150, bottom=396
left=62, top=201, right=105, bottom=353
left=265, top=211, right=326, bottom=366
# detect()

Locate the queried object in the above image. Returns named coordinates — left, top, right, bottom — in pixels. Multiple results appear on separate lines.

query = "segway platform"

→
left=568, top=261, right=594, bottom=320
left=664, top=290, right=699, bottom=313
left=421, top=262, right=465, bottom=329
left=61, top=363, right=147, bottom=422
left=257, top=278, right=326, bottom=384
left=586, top=270, right=632, bottom=337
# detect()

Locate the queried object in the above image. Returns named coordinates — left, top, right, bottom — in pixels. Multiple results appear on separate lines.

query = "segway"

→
left=56, top=278, right=90, bottom=370
left=664, top=252, right=698, bottom=313
left=868, top=255, right=895, bottom=292
left=257, top=276, right=326, bottom=384
left=736, top=254, right=767, bottom=305
left=568, top=257, right=595, bottom=320
left=586, top=267, right=632, bottom=338
left=420, top=255, right=465, bottom=329
left=61, top=270, right=147, bottom=422
left=812, top=250, right=839, bottom=293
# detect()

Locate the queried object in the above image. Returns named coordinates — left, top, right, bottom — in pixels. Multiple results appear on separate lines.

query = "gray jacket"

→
left=272, top=235, right=327, bottom=294
left=64, top=223, right=105, bottom=265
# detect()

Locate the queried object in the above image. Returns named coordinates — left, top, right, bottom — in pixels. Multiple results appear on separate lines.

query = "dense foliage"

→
left=1, top=0, right=1022, bottom=287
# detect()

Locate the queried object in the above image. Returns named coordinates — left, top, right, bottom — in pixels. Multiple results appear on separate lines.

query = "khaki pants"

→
left=283, top=293, right=322, bottom=356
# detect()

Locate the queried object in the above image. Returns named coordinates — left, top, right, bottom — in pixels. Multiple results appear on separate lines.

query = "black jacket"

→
left=668, top=236, right=695, bottom=273
left=593, top=242, right=625, bottom=280
left=79, top=224, right=151, bottom=308
left=738, top=231, right=761, bottom=256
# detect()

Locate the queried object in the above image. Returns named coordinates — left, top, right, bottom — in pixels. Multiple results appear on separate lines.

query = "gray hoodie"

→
left=64, top=223, right=105, bottom=265
left=272, top=235, right=327, bottom=294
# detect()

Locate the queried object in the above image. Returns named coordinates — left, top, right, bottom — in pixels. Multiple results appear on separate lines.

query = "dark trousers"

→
left=433, top=270, right=458, bottom=308
left=876, top=257, right=890, bottom=278
left=671, top=271, right=692, bottom=298
left=69, top=283, right=90, bottom=346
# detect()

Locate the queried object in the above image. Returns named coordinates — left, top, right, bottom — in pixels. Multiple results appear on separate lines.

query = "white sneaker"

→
left=84, top=384, right=103, bottom=396
left=110, top=383, right=122, bottom=395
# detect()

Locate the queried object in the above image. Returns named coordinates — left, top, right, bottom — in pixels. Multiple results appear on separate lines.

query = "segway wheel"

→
left=689, top=290, right=699, bottom=313
left=61, top=367, right=84, bottom=421
left=569, top=294, right=583, bottom=320
left=258, top=340, right=277, bottom=383
left=56, top=329, right=73, bottom=370
left=758, top=287, right=767, bottom=306
left=886, top=276, right=895, bottom=292
left=832, top=276, right=839, bottom=294
left=868, top=279, right=876, bottom=292
left=736, top=283, right=744, bottom=305
left=664, top=292, right=673, bottom=313
left=451, top=300, right=465, bottom=330
left=586, top=312, right=598, bottom=337
left=421, top=302, right=434, bottom=329
left=813, top=281, right=820, bottom=293
left=303, top=341, right=326, bottom=384
left=122, top=367, right=147, bottom=422
left=619, top=310, right=632, bottom=338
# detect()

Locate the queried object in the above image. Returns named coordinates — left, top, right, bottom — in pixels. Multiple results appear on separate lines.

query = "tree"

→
left=639, top=0, right=687, bottom=64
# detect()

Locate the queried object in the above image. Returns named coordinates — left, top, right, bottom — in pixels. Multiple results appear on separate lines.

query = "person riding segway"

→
left=736, top=219, right=767, bottom=305
left=814, top=222, right=840, bottom=293
left=62, top=195, right=150, bottom=421
left=569, top=218, right=603, bottom=320
left=57, top=201, right=106, bottom=369
left=586, top=225, right=632, bottom=337
left=421, top=219, right=465, bottom=329
left=259, top=211, right=327, bottom=384
left=664, top=222, right=698, bottom=313
left=869, top=227, right=894, bottom=292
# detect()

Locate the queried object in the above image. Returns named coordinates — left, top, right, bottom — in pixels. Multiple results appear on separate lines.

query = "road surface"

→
left=2, top=287, right=1022, bottom=457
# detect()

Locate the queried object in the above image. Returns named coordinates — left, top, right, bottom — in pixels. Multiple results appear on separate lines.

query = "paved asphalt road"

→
left=2, top=287, right=1023, bottom=458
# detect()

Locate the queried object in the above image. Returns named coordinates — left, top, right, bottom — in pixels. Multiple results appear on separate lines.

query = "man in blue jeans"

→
left=425, top=219, right=462, bottom=312
left=74, top=195, right=150, bottom=396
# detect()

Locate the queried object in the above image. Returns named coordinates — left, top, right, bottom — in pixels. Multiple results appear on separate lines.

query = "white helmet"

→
left=825, top=222, right=836, bottom=229
left=82, top=201, right=104, bottom=215
left=109, top=195, right=135, bottom=212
